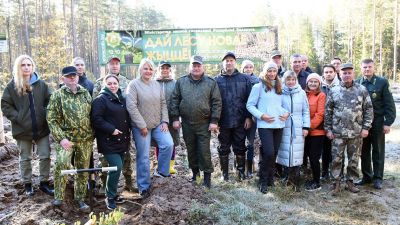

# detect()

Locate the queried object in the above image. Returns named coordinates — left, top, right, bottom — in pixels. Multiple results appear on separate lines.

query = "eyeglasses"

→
left=75, top=64, right=84, bottom=66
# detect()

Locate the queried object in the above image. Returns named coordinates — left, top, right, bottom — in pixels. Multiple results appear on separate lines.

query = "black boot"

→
left=203, top=172, right=211, bottom=188
left=39, top=181, right=54, bottom=196
left=236, top=155, right=246, bottom=181
left=219, top=154, right=229, bottom=181
left=246, top=159, right=253, bottom=178
left=190, top=168, right=200, bottom=183
left=24, top=183, right=34, bottom=196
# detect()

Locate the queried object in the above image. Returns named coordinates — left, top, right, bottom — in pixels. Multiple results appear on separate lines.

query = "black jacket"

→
left=91, top=88, right=130, bottom=154
left=215, top=69, right=252, bottom=128
left=78, top=74, right=94, bottom=96
left=297, top=70, right=310, bottom=90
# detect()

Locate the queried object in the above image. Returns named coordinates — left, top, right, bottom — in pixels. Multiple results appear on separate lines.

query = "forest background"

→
left=0, top=0, right=399, bottom=88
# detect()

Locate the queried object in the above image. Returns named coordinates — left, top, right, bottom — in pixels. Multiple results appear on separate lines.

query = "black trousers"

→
left=305, top=135, right=325, bottom=183
left=321, top=136, right=332, bottom=174
left=218, top=126, right=247, bottom=156
left=258, top=128, right=283, bottom=184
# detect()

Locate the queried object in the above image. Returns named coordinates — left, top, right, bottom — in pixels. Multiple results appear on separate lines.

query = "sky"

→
left=139, top=0, right=331, bottom=28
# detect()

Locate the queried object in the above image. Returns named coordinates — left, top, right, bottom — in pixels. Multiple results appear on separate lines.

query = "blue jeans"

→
left=132, top=124, right=173, bottom=192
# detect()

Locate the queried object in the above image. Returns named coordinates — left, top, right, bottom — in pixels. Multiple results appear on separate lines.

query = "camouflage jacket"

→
left=47, top=85, right=94, bottom=143
left=93, top=73, right=131, bottom=98
left=324, top=81, right=373, bottom=138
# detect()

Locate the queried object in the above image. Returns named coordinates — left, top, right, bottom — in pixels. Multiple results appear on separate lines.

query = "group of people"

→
left=0, top=50, right=396, bottom=212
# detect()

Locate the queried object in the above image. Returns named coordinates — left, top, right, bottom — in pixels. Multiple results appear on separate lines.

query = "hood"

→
left=283, top=84, right=302, bottom=95
left=29, top=72, right=40, bottom=85
left=99, top=87, right=123, bottom=101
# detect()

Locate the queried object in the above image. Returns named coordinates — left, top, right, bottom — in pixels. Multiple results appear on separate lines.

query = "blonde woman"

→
left=126, top=58, right=173, bottom=198
left=1, top=55, right=53, bottom=196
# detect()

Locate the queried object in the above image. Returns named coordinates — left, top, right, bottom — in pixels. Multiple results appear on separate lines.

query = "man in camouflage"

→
left=47, top=66, right=93, bottom=211
left=324, top=63, right=373, bottom=196
left=170, top=55, right=222, bottom=188
left=356, top=59, right=396, bottom=189
left=93, top=57, right=135, bottom=193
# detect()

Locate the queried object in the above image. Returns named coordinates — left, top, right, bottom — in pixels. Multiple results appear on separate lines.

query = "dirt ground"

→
left=0, top=100, right=399, bottom=225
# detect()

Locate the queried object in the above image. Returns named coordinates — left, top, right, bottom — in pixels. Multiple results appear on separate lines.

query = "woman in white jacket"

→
left=247, top=62, right=289, bottom=194
left=277, top=70, right=310, bottom=191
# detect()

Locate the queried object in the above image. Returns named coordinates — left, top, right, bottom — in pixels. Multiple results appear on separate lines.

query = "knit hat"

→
left=263, top=61, right=278, bottom=71
left=306, top=73, right=322, bottom=84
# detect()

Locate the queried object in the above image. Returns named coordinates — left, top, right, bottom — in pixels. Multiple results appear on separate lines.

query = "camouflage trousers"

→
left=331, top=137, right=362, bottom=181
left=54, top=140, right=93, bottom=200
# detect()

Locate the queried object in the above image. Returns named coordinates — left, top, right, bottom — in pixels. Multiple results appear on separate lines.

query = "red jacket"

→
left=306, top=90, right=326, bottom=136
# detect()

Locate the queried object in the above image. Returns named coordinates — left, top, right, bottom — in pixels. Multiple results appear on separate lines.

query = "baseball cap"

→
left=271, top=50, right=282, bottom=58
left=190, top=55, right=203, bottom=64
left=222, top=52, right=236, bottom=61
left=340, top=63, right=354, bottom=70
left=159, top=60, right=171, bottom=67
left=108, top=57, right=121, bottom=63
left=62, top=66, right=77, bottom=76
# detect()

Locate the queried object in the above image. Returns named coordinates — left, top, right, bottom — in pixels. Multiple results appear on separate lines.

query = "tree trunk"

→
left=0, top=110, right=5, bottom=145
left=372, top=0, right=376, bottom=60
left=394, top=0, right=398, bottom=81
left=71, top=0, right=77, bottom=57
left=22, top=0, right=31, bottom=55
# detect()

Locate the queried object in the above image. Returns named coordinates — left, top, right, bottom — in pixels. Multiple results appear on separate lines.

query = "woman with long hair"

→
left=247, top=61, right=289, bottom=194
left=1, top=55, right=53, bottom=196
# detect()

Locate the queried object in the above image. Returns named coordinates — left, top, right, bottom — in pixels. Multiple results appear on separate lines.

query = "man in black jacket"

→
left=291, top=54, right=310, bottom=90
left=215, top=52, right=252, bottom=181
left=73, top=57, right=94, bottom=96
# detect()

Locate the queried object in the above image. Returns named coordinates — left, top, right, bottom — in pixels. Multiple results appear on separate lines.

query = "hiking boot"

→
left=77, top=200, right=90, bottom=212
left=24, top=183, right=34, bottom=196
left=52, top=199, right=63, bottom=207
left=373, top=179, right=383, bottom=189
left=345, top=180, right=360, bottom=193
left=203, top=172, right=211, bottom=189
left=39, top=181, right=54, bottom=196
left=305, top=181, right=321, bottom=192
left=331, top=180, right=340, bottom=196
left=105, top=197, right=116, bottom=210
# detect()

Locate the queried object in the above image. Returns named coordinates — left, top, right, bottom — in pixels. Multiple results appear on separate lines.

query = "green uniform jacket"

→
left=1, top=74, right=51, bottom=140
left=357, top=75, right=396, bottom=126
left=170, top=74, right=222, bottom=125
left=47, top=85, right=94, bottom=143
left=93, top=73, right=131, bottom=98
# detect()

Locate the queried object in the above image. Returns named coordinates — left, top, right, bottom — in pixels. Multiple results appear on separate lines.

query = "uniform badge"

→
left=372, top=92, right=377, bottom=98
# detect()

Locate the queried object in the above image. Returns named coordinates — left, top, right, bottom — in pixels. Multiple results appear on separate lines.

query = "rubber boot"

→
left=236, top=154, right=246, bottom=181
left=203, top=172, right=211, bottom=189
left=331, top=180, right=341, bottom=196
left=246, top=159, right=253, bottom=178
left=190, top=168, right=201, bottom=184
left=169, top=160, right=177, bottom=174
left=219, top=154, right=229, bottom=181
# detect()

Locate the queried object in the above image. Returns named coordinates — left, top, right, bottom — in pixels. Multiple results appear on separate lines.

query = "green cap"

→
left=340, top=63, right=354, bottom=70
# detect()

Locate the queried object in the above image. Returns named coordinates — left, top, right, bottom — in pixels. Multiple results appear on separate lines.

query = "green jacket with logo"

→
left=357, top=75, right=396, bottom=126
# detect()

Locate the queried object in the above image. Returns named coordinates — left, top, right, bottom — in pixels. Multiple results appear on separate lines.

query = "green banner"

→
left=98, top=26, right=277, bottom=65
